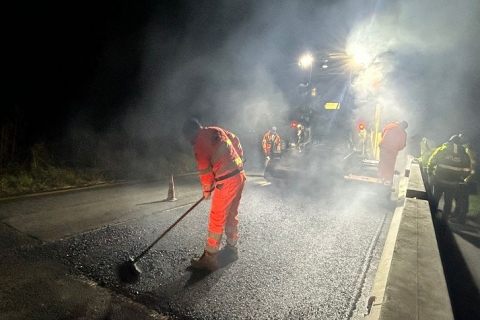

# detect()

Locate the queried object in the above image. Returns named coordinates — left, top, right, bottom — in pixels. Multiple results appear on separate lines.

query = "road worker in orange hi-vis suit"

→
left=262, top=126, right=281, bottom=168
left=378, top=120, right=408, bottom=186
left=182, top=118, right=246, bottom=271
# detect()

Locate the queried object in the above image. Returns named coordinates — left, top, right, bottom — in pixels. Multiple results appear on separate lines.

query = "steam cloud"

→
left=138, top=0, right=479, bottom=146
left=68, top=0, right=478, bottom=174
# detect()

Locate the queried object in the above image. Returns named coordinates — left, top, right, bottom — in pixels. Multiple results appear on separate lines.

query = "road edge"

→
left=364, top=162, right=454, bottom=319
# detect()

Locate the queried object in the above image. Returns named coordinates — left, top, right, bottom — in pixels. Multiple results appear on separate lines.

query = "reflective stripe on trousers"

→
left=205, top=172, right=246, bottom=253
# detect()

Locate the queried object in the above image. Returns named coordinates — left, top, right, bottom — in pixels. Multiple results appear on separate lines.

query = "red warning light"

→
left=358, top=123, right=365, bottom=131
left=291, top=121, right=298, bottom=128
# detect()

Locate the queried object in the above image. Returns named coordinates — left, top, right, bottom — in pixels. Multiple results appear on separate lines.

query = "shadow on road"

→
left=184, top=250, right=238, bottom=287
left=137, top=199, right=177, bottom=205
left=449, top=222, right=480, bottom=249
left=434, top=221, right=480, bottom=320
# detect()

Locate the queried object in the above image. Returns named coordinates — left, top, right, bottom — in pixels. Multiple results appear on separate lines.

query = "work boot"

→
left=222, top=244, right=238, bottom=262
left=190, top=250, right=218, bottom=271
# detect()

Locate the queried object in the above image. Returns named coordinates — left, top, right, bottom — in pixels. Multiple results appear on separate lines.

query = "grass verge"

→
left=0, top=152, right=197, bottom=198
left=468, top=190, right=480, bottom=222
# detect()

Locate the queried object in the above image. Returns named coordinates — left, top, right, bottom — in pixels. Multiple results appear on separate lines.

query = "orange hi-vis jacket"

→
left=262, top=131, right=281, bottom=155
left=194, top=126, right=244, bottom=192
left=379, top=122, right=407, bottom=152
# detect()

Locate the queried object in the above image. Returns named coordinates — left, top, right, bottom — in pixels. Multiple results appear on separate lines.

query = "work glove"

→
left=203, top=190, right=211, bottom=200
left=203, top=187, right=214, bottom=200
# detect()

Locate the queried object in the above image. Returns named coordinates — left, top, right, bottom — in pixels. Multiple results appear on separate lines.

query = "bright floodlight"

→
left=353, top=50, right=372, bottom=65
left=299, top=54, right=313, bottom=68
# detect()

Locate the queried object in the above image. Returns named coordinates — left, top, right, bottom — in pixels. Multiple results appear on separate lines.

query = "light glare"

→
left=299, top=54, right=313, bottom=68
left=353, top=51, right=372, bottom=65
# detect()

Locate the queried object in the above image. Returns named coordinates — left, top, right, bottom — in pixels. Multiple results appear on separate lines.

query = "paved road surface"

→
left=1, top=172, right=395, bottom=319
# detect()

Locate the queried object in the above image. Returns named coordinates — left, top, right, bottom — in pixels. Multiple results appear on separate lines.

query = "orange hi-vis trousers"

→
left=205, top=172, right=246, bottom=253
left=378, top=147, right=398, bottom=183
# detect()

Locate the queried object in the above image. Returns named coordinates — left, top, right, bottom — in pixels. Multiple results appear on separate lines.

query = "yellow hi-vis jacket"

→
left=427, top=141, right=471, bottom=187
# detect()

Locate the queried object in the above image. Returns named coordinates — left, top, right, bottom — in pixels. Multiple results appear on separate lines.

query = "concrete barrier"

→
left=365, top=162, right=454, bottom=320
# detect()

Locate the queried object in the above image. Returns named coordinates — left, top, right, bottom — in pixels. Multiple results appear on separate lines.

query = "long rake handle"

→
left=133, top=196, right=204, bottom=262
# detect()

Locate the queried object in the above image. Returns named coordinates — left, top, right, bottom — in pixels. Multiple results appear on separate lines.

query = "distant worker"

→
left=409, top=133, right=423, bottom=159
left=182, top=118, right=246, bottom=271
left=378, top=121, right=408, bottom=186
left=452, top=134, right=477, bottom=224
left=427, top=135, right=471, bottom=225
left=296, top=124, right=305, bottom=151
left=463, top=136, right=477, bottom=190
left=418, top=137, right=437, bottom=194
left=419, top=137, right=437, bottom=171
left=262, top=126, right=281, bottom=168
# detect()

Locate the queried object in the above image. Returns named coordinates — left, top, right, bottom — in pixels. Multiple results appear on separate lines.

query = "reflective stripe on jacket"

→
left=427, top=142, right=470, bottom=185
left=194, top=126, right=243, bottom=191
left=262, top=131, right=281, bottom=154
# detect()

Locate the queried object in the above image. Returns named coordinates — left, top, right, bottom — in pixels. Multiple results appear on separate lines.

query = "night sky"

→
left=8, top=0, right=480, bottom=165
left=11, top=1, right=163, bottom=139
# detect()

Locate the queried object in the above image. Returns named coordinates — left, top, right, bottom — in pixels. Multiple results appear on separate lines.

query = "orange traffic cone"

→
left=166, top=174, right=177, bottom=201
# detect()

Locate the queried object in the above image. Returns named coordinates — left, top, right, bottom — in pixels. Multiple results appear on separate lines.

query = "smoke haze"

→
left=54, top=0, right=479, bottom=171
left=131, top=0, right=479, bottom=146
